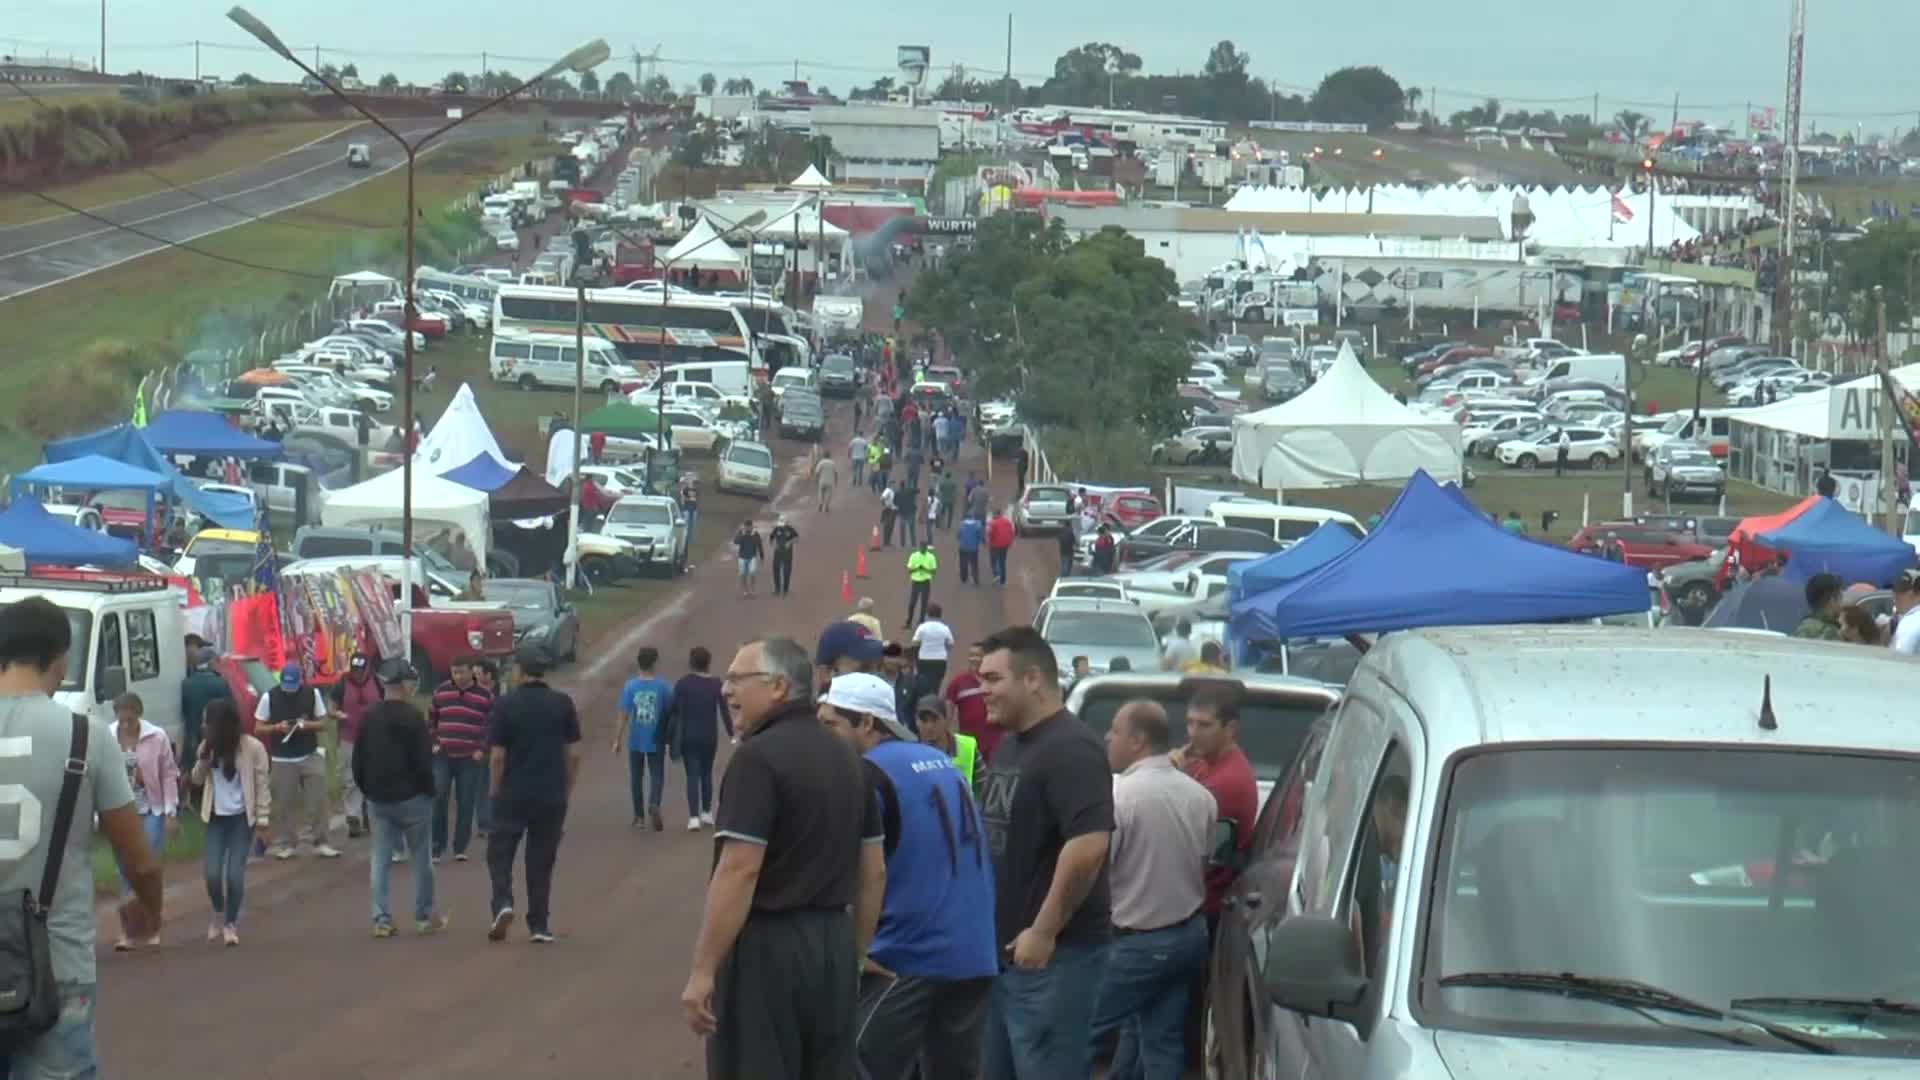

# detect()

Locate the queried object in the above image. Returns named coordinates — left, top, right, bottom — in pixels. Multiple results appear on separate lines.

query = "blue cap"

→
left=279, top=663, right=302, bottom=690
left=815, top=621, right=885, bottom=667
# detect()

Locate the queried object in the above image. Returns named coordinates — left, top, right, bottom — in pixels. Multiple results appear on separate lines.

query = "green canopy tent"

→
left=580, top=402, right=662, bottom=438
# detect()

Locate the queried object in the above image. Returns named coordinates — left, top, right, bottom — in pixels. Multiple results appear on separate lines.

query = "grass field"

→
left=0, top=118, right=357, bottom=227
left=0, top=91, right=118, bottom=124
left=0, top=130, right=553, bottom=472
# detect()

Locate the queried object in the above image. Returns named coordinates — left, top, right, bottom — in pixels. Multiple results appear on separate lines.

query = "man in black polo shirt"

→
left=974, top=625, right=1115, bottom=1080
left=484, top=644, right=581, bottom=945
left=681, top=636, right=885, bottom=1080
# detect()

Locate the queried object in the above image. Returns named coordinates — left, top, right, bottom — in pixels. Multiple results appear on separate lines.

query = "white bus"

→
left=414, top=267, right=500, bottom=308
left=492, top=284, right=759, bottom=368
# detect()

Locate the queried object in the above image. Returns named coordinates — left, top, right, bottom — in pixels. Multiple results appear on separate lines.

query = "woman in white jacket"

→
left=193, top=699, right=272, bottom=946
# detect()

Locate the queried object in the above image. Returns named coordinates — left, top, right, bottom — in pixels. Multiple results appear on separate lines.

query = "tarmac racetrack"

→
left=0, top=116, right=539, bottom=302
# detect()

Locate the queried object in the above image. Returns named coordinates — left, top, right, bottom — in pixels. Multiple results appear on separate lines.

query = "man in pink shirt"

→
left=942, top=642, right=998, bottom=763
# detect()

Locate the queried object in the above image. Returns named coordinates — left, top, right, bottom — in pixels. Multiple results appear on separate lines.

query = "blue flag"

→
left=251, top=510, right=279, bottom=594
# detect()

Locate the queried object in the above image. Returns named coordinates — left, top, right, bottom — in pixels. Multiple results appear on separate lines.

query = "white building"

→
left=1726, top=364, right=1920, bottom=511
left=807, top=104, right=942, bottom=189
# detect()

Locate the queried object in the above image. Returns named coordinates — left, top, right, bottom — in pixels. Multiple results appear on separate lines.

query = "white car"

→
left=1460, top=412, right=1543, bottom=456
left=1495, top=426, right=1618, bottom=470
left=491, top=229, right=520, bottom=253
left=422, top=289, right=490, bottom=329
left=1151, top=425, right=1234, bottom=465
left=1183, top=362, right=1231, bottom=393
left=1049, top=579, right=1131, bottom=603
left=578, top=464, right=649, bottom=499
left=1119, top=551, right=1266, bottom=617
left=715, top=439, right=775, bottom=497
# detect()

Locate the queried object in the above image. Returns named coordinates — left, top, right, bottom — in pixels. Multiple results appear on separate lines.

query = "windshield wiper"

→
left=1731, top=995, right=1920, bottom=1018
left=1438, top=971, right=1836, bottom=1054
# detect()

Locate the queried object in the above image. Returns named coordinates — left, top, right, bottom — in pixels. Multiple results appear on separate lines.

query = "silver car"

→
left=600, top=495, right=688, bottom=575
left=1013, top=484, right=1076, bottom=535
left=1032, top=597, right=1162, bottom=675
left=1648, top=443, right=1726, bottom=503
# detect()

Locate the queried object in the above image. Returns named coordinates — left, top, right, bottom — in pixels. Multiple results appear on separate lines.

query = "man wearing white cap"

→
left=818, top=673, right=998, bottom=1080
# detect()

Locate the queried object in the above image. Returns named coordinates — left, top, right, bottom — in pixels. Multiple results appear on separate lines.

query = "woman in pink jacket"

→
left=112, top=691, right=181, bottom=950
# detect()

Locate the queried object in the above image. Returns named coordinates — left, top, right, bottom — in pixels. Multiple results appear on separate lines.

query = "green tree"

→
left=605, top=71, right=635, bottom=98
left=674, top=129, right=716, bottom=167
left=1830, top=223, right=1920, bottom=337
left=376, top=72, right=400, bottom=91
left=579, top=69, right=600, bottom=95
left=340, top=63, right=359, bottom=79
left=1614, top=109, right=1649, bottom=139
left=698, top=72, right=717, bottom=95
left=1310, top=66, right=1404, bottom=127
left=440, top=71, right=469, bottom=94
left=853, top=76, right=895, bottom=101
left=232, top=72, right=261, bottom=86
left=722, top=76, right=755, bottom=96
left=642, top=73, right=672, bottom=101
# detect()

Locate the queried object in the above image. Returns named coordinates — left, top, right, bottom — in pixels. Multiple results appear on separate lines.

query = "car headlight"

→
left=523, top=624, right=551, bottom=640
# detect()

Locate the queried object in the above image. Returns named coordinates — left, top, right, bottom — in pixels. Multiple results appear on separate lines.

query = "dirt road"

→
left=93, top=304, right=1058, bottom=1079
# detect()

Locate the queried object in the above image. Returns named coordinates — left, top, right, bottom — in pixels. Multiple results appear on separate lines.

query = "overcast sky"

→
left=15, top=0, right=1911, bottom=130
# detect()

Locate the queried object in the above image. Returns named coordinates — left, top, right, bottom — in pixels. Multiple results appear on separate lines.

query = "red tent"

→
left=1721, top=495, right=1821, bottom=584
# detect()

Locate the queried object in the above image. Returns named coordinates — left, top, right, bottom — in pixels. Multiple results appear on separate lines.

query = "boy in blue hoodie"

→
left=956, top=514, right=984, bottom=586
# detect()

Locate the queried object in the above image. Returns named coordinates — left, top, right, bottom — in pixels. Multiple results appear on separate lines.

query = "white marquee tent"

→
left=413, top=384, right=515, bottom=475
left=663, top=217, right=746, bottom=272
left=1231, top=344, right=1463, bottom=489
left=789, top=164, right=832, bottom=190
left=318, top=467, right=492, bottom=567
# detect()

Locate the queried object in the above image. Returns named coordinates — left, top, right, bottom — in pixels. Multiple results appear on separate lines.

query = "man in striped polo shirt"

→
left=429, top=659, right=494, bottom=862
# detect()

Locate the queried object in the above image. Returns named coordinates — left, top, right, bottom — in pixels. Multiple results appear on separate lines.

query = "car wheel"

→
left=599, top=380, right=618, bottom=394
left=580, top=554, right=613, bottom=585
left=518, top=374, right=537, bottom=391
left=1517, top=453, right=1538, bottom=470
left=563, top=626, right=579, bottom=663
left=1589, top=452, right=1612, bottom=469
left=410, top=648, right=436, bottom=694
left=1679, top=581, right=1714, bottom=611
left=1183, top=450, right=1202, bottom=466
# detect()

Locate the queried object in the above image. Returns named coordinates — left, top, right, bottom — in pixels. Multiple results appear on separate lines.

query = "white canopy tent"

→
left=413, top=383, right=516, bottom=475
left=663, top=217, right=746, bottom=272
left=318, top=468, right=492, bottom=568
left=789, top=164, right=832, bottom=190
left=1231, top=344, right=1464, bottom=489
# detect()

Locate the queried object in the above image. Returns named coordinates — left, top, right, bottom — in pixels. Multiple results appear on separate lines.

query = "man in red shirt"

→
left=941, top=642, right=998, bottom=763
left=1173, top=681, right=1258, bottom=919
left=985, top=508, right=1015, bottom=586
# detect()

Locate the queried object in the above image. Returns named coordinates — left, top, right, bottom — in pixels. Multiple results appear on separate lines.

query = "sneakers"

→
left=650, top=809, right=664, bottom=833
left=222, top=926, right=240, bottom=947
left=699, top=812, right=716, bottom=826
left=488, top=907, right=515, bottom=942
left=416, top=915, right=450, bottom=935
left=631, top=817, right=644, bottom=829
left=686, top=817, right=702, bottom=832
left=372, top=920, right=397, bottom=939
left=314, top=844, right=343, bottom=859
left=207, top=918, right=222, bottom=944
left=269, top=845, right=296, bottom=860
left=529, top=927, right=555, bottom=944
left=454, top=852, right=469, bottom=862
left=391, top=850, right=409, bottom=864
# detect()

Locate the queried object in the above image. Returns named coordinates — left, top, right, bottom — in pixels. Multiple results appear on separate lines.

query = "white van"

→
left=0, top=573, right=186, bottom=747
left=489, top=331, right=639, bottom=393
left=480, top=194, right=516, bottom=222
left=769, top=366, right=817, bottom=400
left=653, top=359, right=751, bottom=399
left=1206, top=501, right=1367, bottom=546
left=1531, top=353, right=1626, bottom=389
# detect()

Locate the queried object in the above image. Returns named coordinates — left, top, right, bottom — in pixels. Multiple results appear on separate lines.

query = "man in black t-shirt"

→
left=682, top=637, right=885, bottom=1080
left=483, top=645, right=581, bottom=945
left=768, top=515, right=800, bottom=597
left=973, top=625, right=1114, bottom=1080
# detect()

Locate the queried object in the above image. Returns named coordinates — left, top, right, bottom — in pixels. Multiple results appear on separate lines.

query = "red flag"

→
left=1611, top=192, right=1635, bottom=223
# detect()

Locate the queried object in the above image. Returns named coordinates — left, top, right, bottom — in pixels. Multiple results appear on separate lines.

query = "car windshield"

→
left=730, top=447, right=773, bottom=469
left=1420, top=746, right=1920, bottom=1046
left=1044, top=612, right=1157, bottom=649
left=1075, top=687, right=1327, bottom=783
left=608, top=501, right=673, bottom=526
left=187, top=537, right=255, bottom=558
left=822, top=356, right=854, bottom=374
left=482, top=582, right=553, bottom=611
left=1670, top=452, right=1717, bottom=468
left=1226, top=335, right=1251, bottom=348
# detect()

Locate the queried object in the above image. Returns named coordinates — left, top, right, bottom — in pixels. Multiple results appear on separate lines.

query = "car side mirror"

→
left=1263, top=914, right=1371, bottom=1023
left=96, top=665, right=128, bottom=705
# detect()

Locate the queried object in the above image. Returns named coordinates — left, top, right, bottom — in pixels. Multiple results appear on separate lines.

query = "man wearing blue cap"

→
left=814, top=619, right=887, bottom=694
left=253, top=662, right=340, bottom=859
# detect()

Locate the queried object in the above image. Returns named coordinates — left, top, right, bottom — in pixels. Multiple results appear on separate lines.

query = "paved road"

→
left=92, top=307, right=1060, bottom=1078
left=0, top=116, right=538, bottom=302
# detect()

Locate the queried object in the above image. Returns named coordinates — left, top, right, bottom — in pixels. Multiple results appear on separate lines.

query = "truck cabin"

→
left=0, top=572, right=188, bottom=748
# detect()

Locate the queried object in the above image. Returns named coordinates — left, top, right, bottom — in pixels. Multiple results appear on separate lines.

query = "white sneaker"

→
left=314, top=844, right=343, bottom=859
left=700, top=812, right=716, bottom=826
left=269, top=845, right=296, bottom=860
left=686, top=817, right=702, bottom=832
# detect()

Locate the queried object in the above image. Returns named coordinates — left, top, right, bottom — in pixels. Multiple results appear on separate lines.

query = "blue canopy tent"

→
left=1753, top=497, right=1917, bottom=586
left=139, top=410, right=282, bottom=460
left=1227, top=522, right=1360, bottom=604
left=1702, top=576, right=1806, bottom=632
left=441, top=452, right=519, bottom=493
left=1230, top=470, right=1649, bottom=641
left=0, top=499, right=139, bottom=566
left=41, top=423, right=254, bottom=529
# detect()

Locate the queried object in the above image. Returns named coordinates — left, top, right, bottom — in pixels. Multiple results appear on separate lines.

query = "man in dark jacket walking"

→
left=486, top=645, right=582, bottom=944
left=353, top=699, right=447, bottom=937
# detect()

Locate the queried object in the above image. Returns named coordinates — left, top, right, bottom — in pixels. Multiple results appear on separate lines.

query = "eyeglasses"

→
left=722, top=671, right=776, bottom=688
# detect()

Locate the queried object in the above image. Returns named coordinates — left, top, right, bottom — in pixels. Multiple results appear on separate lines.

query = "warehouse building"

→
left=808, top=104, right=942, bottom=189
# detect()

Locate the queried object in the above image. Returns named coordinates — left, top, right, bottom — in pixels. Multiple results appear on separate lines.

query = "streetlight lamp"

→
left=229, top=6, right=608, bottom=564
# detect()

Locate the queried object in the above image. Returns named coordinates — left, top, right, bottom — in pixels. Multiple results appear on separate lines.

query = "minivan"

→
left=654, top=359, right=752, bottom=399
left=1206, top=502, right=1366, bottom=547
left=489, top=331, right=638, bottom=393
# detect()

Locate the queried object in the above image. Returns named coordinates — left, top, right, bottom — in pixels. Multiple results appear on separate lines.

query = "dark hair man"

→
left=1794, top=573, right=1845, bottom=640
left=973, top=625, right=1114, bottom=1080
left=484, top=645, right=581, bottom=945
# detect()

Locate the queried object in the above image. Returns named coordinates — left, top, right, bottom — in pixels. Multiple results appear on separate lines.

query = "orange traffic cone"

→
left=869, top=525, right=881, bottom=551
left=854, top=545, right=869, bottom=579
left=841, top=571, right=854, bottom=604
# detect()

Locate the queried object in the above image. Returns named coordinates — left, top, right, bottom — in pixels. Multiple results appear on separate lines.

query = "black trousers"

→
left=853, top=973, right=993, bottom=1080
left=958, top=548, right=979, bottom=584
left=486, top=797, right=566, bottom=930
left=905, top=580, right=931, bottom=626
left=710, top=908, right=858, bottom=1080
left=882, top=510, right=897, bottom=546
left=772, top=550, right=795, bottom=594
left=916, top=660, right=947, bottom=699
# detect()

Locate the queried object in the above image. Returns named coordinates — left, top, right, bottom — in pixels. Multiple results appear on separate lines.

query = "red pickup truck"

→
left=279, top=557, right=515, bottom=686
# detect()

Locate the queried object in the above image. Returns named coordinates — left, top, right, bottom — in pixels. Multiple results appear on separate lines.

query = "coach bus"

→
left=414, top=267, right=500, bottom=308
left=491, top=284, right=761, bottom=367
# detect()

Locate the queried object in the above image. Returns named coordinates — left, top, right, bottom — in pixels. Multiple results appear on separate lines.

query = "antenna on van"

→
left=1757, top=674, right=1777, bottom=731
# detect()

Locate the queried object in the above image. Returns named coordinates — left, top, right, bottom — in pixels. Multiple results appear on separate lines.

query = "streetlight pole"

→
left=230, top=6, right=607, bottom=578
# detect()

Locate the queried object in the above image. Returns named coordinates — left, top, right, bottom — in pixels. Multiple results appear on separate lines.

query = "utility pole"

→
left=568, top=259, right=588, bottom=587
left=313, top=44, right=320, bottom=71
left=98, top=0, right=105, bottom=74
left=1670, top=91, right=1679, bottom=132
left=1878, top=286, right=1897, bottom=532
left=1593, top=92, right=1599, bottom=127
left=194, top=41, right=201, bottom=82
left=482, top=51, right=488, bottom=81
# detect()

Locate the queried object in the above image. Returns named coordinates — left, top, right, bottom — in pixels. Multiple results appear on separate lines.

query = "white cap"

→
left=822, top=673, right=917, bottom=742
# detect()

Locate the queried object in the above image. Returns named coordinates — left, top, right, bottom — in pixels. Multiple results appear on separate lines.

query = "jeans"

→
left=981, top=942, right=1111, bottom=1080
left=683, top=508, right=699, bottom=546
left=433, top=754, right=486, bottom=857
left=121, top=811, right=167, bottom=897
left=990, top=547, right=1009, bottom=585
left=203, top=812, right=251, bottom=926
left=959, top=548, right=980, bottom=584
left=339, top=737, right=364, bottom=825
left=851, top=459, right=865, bottom=486
left=487, top=798, right=567, bottom=932
left=627, top=749, right=666, bottom=819
left=682, top=743, right=716, bottom=817
left=1059, top=551, right=1074, bottom=579
left=906, top=580, right=931, bottom=626
left=369, top=795, right=436, bottom=924
left=0, top=982, right=96, bottom=1080
left=903, top=513, right=919, bottom=548
left=771, top=550, right=795, bottom=595
left=268, top=755, right=329, bottom=848
left=1089, top=915, right=1210, bottom=1080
